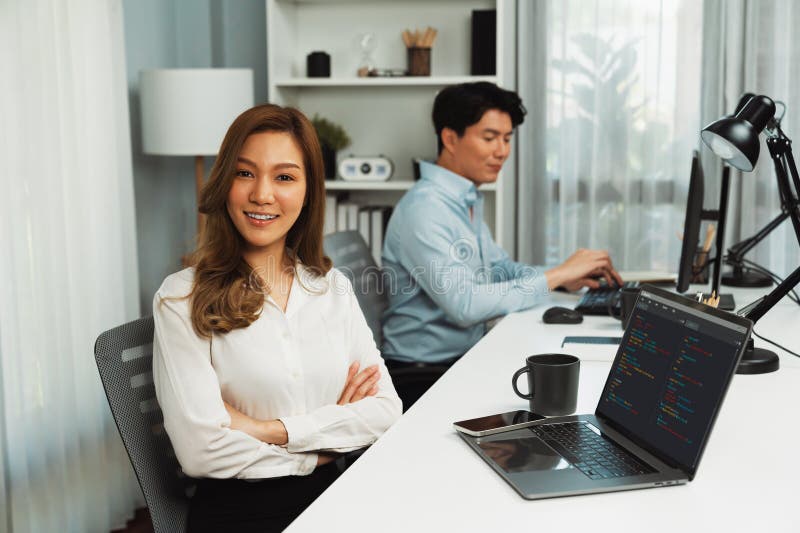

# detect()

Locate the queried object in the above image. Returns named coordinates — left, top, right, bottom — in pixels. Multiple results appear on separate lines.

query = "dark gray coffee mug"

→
left=512, top=354, right=580, bottom=416
left=608, top=286, right=640, bottom=329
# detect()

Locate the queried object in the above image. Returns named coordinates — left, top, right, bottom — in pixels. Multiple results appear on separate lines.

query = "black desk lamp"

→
left=701, top=94, right=800, bottom=374
left=714, top=94, right=789, bottom=287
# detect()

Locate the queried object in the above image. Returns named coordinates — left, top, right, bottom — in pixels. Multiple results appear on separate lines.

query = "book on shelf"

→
left=324, top=197, right=393, bottom=265
left=346, top=203, right=359, bottom=232
left=357, top=208, right=371, bottom=249
left=324, top=194, right=337, bottom=235
left=369, top=206, right=393, bottom=267
left=336, top=203, right=349, bottom=232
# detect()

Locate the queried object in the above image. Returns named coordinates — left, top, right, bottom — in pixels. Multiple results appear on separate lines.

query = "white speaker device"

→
left=338, top=156, right=394, bottom=181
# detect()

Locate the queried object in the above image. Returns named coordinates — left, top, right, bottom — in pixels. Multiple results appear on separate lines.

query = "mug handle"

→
left=512, top=367, right=534, bottom=400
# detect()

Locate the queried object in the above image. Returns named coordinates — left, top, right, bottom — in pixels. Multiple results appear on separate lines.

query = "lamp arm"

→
left=777, top=126, right=800, bottom=198
left=725, top=128, right=800, bottom=264
left=778, top=129, right=800, bottom=236
left=725, top=211, right=791, bottom=263
left=744, top=131, right=800, bottom=323
left=745, top=265, right=800, bottom=323
left=767, top=133, right=800, bottom=247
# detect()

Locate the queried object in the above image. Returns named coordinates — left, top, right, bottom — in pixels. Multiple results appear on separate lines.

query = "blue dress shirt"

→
left=381, top=161, right=550, bottom=363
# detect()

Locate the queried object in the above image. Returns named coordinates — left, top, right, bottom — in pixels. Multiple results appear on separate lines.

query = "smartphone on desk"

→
left=561, top=336, right=622, bottom=347
left=453, top=410, right=545, bottom=437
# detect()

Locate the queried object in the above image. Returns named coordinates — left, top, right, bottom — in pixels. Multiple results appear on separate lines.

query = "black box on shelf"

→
left=307, top=51, right=330, bottom=78
left=471, top=9, right=496, bottom=76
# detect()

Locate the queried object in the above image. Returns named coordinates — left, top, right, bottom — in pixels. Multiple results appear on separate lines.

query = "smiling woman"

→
left=152, top=104, right=401, bottom=532
left=188, top=105, right=330, bottom=337
left=227, top=132, right=308, bottom=280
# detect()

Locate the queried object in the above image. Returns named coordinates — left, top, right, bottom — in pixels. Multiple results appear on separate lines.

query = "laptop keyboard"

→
left=575, top=281, right=639, bottom=316
left=531, top=422, right=656, bottom=480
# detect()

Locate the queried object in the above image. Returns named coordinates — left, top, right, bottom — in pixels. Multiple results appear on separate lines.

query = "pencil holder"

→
left=691, top=247, right=709, bottom=283
left=407, top=47, right=431, bottom=76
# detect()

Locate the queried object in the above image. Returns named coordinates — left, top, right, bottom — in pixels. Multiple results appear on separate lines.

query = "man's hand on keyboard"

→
left=545, top=248, right=624, bottom=292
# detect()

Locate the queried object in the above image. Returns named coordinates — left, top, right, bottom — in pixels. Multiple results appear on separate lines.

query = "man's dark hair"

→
left=432, top=82, right=526, bottom=154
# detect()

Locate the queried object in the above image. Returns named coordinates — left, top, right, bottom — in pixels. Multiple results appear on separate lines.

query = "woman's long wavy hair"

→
left=188, top=104, right=331, bottom=338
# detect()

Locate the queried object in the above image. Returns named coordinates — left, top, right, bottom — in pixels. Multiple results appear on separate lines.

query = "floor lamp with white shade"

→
left=139, top=68, right=255, bottom=238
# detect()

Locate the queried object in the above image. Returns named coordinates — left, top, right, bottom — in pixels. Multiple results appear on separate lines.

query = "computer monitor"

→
left=676, top=151, right=732, bottom=307
left=676, top=152, right=704, bottom=293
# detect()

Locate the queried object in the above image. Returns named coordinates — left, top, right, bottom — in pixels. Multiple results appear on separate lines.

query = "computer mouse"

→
left=542, top=306, right=584, bottom=324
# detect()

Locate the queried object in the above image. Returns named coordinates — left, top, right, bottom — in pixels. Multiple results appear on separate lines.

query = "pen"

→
left=703, top=224, right=716, bottom=253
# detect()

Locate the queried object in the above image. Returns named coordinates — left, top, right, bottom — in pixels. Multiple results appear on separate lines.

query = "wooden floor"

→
left=111, top=508, right=154, bottom=533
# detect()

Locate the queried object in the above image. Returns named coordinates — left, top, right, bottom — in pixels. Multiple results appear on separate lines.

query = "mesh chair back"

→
left=94, top=317, right=191, bottom=533
left=324, top=230, right=388, bottom=346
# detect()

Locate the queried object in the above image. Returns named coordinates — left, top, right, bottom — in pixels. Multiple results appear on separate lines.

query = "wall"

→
left=122, top=0, right=267, bottom=313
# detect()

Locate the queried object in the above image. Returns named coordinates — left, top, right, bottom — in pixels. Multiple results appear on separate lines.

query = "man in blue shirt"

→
left=381, top=82, right=621, bottom=385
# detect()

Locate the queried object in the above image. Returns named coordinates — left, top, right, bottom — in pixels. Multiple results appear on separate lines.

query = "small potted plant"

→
left=311, top=115, right=351, bottom=179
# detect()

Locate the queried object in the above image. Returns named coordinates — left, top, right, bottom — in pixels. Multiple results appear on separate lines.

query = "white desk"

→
left=288, top=287, right=800, bottom=532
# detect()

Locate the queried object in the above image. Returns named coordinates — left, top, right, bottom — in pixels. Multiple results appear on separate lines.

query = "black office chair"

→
left=94, top=317, right=192, bottom=533
left=324, top=231, right=388, bottom=466
left=323, top=230, right=387, bottom=346
left=388, top=365, right=449, bottom=411
left=324, top=230, right=447, bottom=412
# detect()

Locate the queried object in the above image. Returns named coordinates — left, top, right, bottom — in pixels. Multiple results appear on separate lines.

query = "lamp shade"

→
left=700, top=119, right=760, bottom=171
left=700, top=94, right=776, bottom=172
left=733, top=92, right=756, bottom=115
left=139, top=68, right=254, bottom=156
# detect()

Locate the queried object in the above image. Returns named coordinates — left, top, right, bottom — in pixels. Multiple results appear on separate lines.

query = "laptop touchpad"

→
left=478, top=436, right=572, bottom=474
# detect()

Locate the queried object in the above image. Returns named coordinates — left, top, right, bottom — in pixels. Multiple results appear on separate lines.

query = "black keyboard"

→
left=531, top=422, right=655, bottom=480
left=575, top=281, right=640, bottom=316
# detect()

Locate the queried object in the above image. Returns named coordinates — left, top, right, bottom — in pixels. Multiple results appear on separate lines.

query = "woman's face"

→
left=226, top=131, right=307, bottom=264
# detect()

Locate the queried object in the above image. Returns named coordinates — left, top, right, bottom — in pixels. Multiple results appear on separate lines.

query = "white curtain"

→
left=0, top=0, right=143, bottom=531
left=517, top=0, right=704, bottom=271
left=747, top=0, right=800, bottom=278
left=701, top=0, right=800, bottom=279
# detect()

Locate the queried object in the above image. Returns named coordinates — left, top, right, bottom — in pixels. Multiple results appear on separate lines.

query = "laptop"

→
left=459, top=285, right=752, bottom=499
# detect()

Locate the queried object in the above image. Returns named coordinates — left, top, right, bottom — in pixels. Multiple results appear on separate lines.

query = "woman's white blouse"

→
left=152, top=265, right=402, bottom=480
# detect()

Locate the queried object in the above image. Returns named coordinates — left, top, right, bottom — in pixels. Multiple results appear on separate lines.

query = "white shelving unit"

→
left=274, top=75, right=498, bottom=88
left=266, top=0, right=515, bottom=248
left=324, top=180, right=497, bottom=192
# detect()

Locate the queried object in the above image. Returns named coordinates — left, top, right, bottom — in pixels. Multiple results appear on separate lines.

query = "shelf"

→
left=324, top=180, right=496, bottom=192
left=267, top=0, right=509, bottom=246
left=278, top=0, right=447, bottom=4
left=274, top=75, right=499, bottom=88
left=325, top=181, right=414, bottom=191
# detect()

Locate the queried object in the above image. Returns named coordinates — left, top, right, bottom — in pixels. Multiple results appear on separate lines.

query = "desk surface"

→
left=288, top=287, right=800, bottom=532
